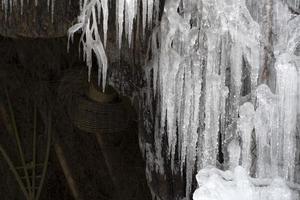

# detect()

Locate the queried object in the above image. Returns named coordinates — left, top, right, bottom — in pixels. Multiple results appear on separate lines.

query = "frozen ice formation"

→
left=193, top=166, right=297, bottom=200
left=143, top=0, right=261, bottom=197
left=142, top=0, right=300, bottom=199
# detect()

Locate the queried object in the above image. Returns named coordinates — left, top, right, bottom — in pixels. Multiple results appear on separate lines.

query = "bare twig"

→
left=32, top=104, right=37, bottom=198
left=35, top=110, right=52, bottom=200
left=54, top=139, right=82, bottom=200
left=0, top=144, right=29, bottom=200
left=5, top=87, right=32, bottom=197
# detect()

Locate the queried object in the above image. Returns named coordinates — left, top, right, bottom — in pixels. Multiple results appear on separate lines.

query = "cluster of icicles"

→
left=68, top=0, right=160, bottom=91
left=0, top=0, right=56, bottom=21
left=141, top=0, right=300, bottom=199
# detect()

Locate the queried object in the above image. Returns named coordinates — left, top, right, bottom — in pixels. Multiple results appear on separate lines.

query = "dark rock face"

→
left=0, top=0, right=79, bottom=38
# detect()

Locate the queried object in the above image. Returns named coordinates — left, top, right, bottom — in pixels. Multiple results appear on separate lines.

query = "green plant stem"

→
left=5, top=88, right=32, bottom=197
left=32, top=104, right=37, bottom=198
left=0, top=144, right=29, bottom=200
left=35, top=111, right=52, bottom=200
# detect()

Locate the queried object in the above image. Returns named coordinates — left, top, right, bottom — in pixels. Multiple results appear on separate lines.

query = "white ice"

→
left=193, top=166, right=295, bottom=200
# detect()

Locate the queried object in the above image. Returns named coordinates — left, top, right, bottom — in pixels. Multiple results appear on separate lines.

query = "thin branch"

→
left=5, top=87, right=32, bottom=196
left=35, top=110, right=52, bottom=200
left=32, top=104, right=37, bottom=198
left=0, top=144, right=29, bottom=200
left=54, top=139, right=82, bottom=200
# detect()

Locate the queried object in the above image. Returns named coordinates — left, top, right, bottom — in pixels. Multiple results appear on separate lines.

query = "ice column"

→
left=238, top=102, right=255, bottom=172
left=254, top=84, right=279, bottom=178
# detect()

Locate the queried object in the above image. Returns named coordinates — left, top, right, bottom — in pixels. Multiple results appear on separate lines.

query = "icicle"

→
left=47, top=0, right=50, bottom=11
left=228, top=140, right=241, bottom=170
left=9, top=0, right=12, bottom=14
left=79, top=0, right=83, bottom=11
left=275, top=61, right=298, bottom=181
left=142, top=0, right=147, bottom=35
left=147, top=0, right=153, bottom=26
left=202, top=72, right=223, bottom=167
left=117, top=0, right=125, bottom=48
left=51, top=0, right=55, bottom=23
left=238, top=102, right=255, bottom=172
left=96, top=0, right=101, bottom=24
left=20, top=0, right=23, bottom=15
left=254, top=84, right=279, bottom=178
left=101, top=0, right=108, bottom=47
left=153, top=0, right=159, bottom=25
left=4, top=0, right=8, bottom=20
left=125, top=0, right=136, bottom=46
